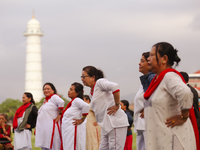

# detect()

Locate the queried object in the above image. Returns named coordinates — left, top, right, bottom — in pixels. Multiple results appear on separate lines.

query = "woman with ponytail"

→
left=144, top=42, right=198, bottom=150
left=62, top=82, right=89, bottom=150
left=81, top=66, right=129, bottom=150
left=13, top=92, right=38, bottom=150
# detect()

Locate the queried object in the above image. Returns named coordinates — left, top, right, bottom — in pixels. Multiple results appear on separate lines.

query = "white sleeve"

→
left=53, top=95, right=65, bottom=109
left=96, top=78, right=119, bottom=93
left=164, top=72, right=193, bottom=110
left=74, top=98, right=90, bottom=115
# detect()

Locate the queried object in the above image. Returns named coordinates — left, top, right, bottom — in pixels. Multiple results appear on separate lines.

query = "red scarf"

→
left=90, top=82, right=96, bottom=96
left=144, top=68, right=184, bottom=100
left=13, top=102, right=32, bottom=129
left=144, top=68, right=200, bottom=150
left=61, top=98, right=76, bottom=118
left=44, top=94, right=55, bottom=103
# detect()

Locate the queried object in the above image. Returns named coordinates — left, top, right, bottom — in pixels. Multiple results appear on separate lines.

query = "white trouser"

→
left=137, top=130, right=145, bottom=150
left=99, top=126, right=127, bottom=150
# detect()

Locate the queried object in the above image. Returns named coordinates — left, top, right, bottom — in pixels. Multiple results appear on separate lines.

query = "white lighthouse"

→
left=24, top=15, right=43, bottom=102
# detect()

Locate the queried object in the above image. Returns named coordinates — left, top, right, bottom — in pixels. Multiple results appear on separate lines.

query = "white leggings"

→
left=99, top=127, right=127, bottom=150
left=136, top=130, right=145, bottom=150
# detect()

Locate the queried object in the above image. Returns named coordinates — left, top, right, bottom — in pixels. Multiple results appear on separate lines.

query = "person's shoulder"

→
left=52, top=94, right=60, bottom=98
left=32, top=105, right=38, bottom=110
left=96, top=78, right=107, bottom=85
left=148, top=72, right=156, bottom=78
left=97, top=78, right=106, bottom=82
left=147, top=72, right=156, bottom=81
left=75, top=97, right=82, bottom=101
left=165, top=71, right=181, bottom=80
left=52, top=94, right=63, bottom=100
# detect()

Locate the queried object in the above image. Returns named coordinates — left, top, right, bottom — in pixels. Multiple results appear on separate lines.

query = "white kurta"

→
left=14, top=113, right=32, bottom=150
left=133, top=85, right=145, bottom=132
left=35, top=95, right=64, bottom=150
left=62, top=97, right=89, bottom=150
left=91, top=78, right=129, bottom=134
left=144, top=72, right=196, bottom=150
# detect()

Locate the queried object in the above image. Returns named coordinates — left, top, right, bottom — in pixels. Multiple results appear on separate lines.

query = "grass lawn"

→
left=12, top=128, right=137, bottom=150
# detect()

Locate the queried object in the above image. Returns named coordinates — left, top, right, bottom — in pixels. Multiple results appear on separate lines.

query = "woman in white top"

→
left=81, top=66, right=129, bottom=150
left=62, top=82, right=89, bottom=150
left=35, top=83, right=64, bottom=150
left=133, top=52, right=155, bottom=150
left=144, top=42, right=197, bottom=150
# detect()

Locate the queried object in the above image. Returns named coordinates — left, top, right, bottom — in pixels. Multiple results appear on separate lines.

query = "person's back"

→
left=187, top=84, right=200, bottom=138
left=180, top=71, right=200, bottom=140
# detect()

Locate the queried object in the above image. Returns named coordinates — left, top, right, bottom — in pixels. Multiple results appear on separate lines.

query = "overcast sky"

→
left=0, top=0, right=200, bottom=103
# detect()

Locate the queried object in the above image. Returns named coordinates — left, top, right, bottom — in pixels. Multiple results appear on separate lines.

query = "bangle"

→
left=115, top=103, right=120, bottom=106
left=181, top=115, right=188, bottom=120
left=82, top=115, right=87, bottom=119
left=59, top=112, right=62, bottom=115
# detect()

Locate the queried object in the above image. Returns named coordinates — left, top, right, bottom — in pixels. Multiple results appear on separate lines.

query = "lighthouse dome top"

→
left=28, top=18, right=40, bottom=26
left=27, top=16, right=41, bottom=29
left=24, top=16, right=43, bottom=36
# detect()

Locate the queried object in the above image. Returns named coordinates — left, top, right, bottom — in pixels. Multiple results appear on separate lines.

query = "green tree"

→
left=0, top=99, right=23, bottom=121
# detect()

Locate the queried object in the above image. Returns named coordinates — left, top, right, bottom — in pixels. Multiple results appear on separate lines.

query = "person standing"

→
left=133, top=52, right=155, bottom=150
left=81, top=66, right=129, bottom=150
left=13, top=92, right=38, bottom=150
left=120, top=100, right=133, bottom=150
left=83, top=95, right=101, bottom=150
left=144, top=42, right=197, bottom=150
left=35, top=83, right=64, bottom=150
left=62, top=82, right=89, bottom=150
left=180, top=71, right=200, bottom=142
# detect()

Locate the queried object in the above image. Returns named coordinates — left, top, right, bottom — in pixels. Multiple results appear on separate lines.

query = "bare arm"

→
left=107, top=91, right=120, bottom=115
left=54, top=108, right=63, bottom=123
left=165, top=109, right=189, bottom=128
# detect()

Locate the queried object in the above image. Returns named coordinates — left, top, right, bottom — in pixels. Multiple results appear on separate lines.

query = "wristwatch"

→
left=115, top=103, right=120, bottom=106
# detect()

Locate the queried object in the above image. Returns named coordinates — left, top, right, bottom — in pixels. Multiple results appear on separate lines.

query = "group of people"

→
left=0, top=66, right=132, bottom=150
left=0, top=41, right=200, bottom=150
left=134, top=42, right=200, bottom=150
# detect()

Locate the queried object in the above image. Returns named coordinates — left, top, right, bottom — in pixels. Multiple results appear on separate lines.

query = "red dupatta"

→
left=13, top=102, right=32, bottom=129
left=61, top=98, right=76, bottom=118
left=144, top=68, right=185, bottom=100
left=144, top=68, right=199, bottom=150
